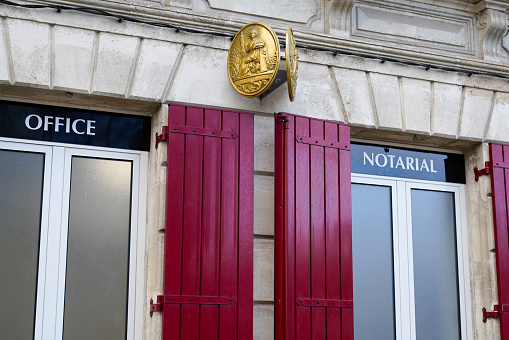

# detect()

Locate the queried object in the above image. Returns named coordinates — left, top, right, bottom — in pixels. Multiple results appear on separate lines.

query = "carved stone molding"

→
left=329, top=0, right=356, bottom=35
left=167, top=0, right=192, bottom=9
left=477, top=8, right=508, bottom=62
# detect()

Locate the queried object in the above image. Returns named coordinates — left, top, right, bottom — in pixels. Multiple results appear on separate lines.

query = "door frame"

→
left=0, top=140, right=53, bottom=340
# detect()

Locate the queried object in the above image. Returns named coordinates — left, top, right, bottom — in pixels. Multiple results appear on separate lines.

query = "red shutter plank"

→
left=490, top=143, right=509, bottom=339
left=325, top=122, right=341, bottom=339
left=163, top=105, right=186, bottom=340
left=200, top=109, right=222, bottom=340
left=285, top=115, right=296, bottom=340
left=295, top=116, right=312, bottom=340
left=181, top=107, right=204, bottom=340
left=238, top=112, right=254, bottom=339
left=275, top=114, right=296, bottom=340
left=275, top=115, right=286, bottom=340
left=338, top=124, right=353, bottom=340
left=310, top=119, right=326, bottom=339
left=276, top=113, right=352, bottom=340
left=219, top=111, right=239, bottom=339
left=163, top=105, right=253, bottom=340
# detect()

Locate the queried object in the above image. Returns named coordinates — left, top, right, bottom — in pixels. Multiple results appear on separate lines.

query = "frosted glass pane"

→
left=63, top=157, right=132, bottom=340
left=0, top=149, right=44, bottom=340
left=352, top=184, right=395, bottom=340
left=411, top=189, right=460, bottom=340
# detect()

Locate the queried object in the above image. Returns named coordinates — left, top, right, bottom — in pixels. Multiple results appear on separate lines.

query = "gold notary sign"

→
left=286, top=27, right=298, bottom=102
left=227, top=22, right=281, bottom=97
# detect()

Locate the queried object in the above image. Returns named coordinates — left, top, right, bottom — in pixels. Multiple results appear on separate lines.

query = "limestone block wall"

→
left=0, top=2, right=509, bottom=339
left=2, top=5, right=509, bottom=144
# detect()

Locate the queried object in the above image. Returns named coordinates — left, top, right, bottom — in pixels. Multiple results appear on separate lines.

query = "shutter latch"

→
left=482, top=305, right=499, bottom=323
left=155, top=126, right=169, bottom=149
left=474, top=162, right=491, bottom=182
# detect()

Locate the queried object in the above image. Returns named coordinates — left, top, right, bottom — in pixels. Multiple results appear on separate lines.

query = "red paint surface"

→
left=275, top=113, right=353, bottom=340
left=162, top=104, right=253, bottom=340
left=490, top=143, right=509, bottom=340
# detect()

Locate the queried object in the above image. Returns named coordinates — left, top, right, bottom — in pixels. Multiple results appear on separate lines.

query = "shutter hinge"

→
left=474, top=162, right=491, bottom=182
left=296, top=298, right=353, bottom=308
left=296, top=135, right=350, bottom=151
left=482, top=305, right=499, bottom=323
left=149, top=297, right=163, bottom=317
left=158, top=295, right=236, bottom=305
left=150, top=294, right=236, bottom=317
left=155, top=126, right=169, bottom=150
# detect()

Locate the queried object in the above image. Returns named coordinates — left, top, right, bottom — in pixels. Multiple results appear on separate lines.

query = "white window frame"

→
left=0, top=137, right=148, bottom=340
left=0, top=140, right=53, bottom=340
left=352, top=173, right=473, bottom=340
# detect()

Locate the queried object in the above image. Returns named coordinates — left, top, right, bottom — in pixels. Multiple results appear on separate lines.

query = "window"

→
left=0, top=140, right=147, bottom=340
left=352, top=174, right=473, bottom=340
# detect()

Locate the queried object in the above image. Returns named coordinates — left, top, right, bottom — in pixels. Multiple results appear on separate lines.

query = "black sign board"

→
left=0, top=100, right=151, bottom=151
left=351, top=143, right=466, bottom=183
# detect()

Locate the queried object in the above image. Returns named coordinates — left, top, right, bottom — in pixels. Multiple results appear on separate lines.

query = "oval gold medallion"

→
left=286, top=27, right=299, bottom=102
left=228, top=22, right=281, bottom=97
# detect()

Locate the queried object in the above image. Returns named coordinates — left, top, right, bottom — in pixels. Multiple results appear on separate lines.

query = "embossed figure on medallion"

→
left=228, top=22, right=280, bottom=97
left=239, top=27, right=267, bottom=77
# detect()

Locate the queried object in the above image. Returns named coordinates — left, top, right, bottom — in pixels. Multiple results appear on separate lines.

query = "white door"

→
left=0, top=140, right=147, bottom=340
left=351, top=174, right=472, bottom=340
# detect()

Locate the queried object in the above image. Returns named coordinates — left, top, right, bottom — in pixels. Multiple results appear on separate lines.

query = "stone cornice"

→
left=329, top=0, right=356, bottom=34
left=6, top=0, right=509, bottom=76
left=476, top=0, right=509, bottom=12
left=477, top=8, right=508, bottom=62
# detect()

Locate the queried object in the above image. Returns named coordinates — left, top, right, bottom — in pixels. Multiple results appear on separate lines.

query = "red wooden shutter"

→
left=490, top=143, right=509, bottom=339
left=275, top=113, right=353, bottom=340
left=162, top=104, right=253, bottom=340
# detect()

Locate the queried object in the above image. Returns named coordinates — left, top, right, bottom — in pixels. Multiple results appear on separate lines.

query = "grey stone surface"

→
left=253, top=238, right=274, bottom=302
left=401, top=77, right=431, bottom=134
left=485, top=91, right=509, bottom=143
left=93, top=33, right=140, bottom=97
left=253, top=304, right=274, bottom=340
left=369, top=72, right=402, bottom=130
left=206, top=0, right=317, bottom=24
left=459, top=88, right=493, bottom=141
left=129, top=39, right=182, bottom=101
left=254, top=115, right=275, bottom=173
left=0, top=18, right=11, bottom=84
left=254, top=174, right=274, bottom=236
left=262, top=62, right=345, bottom=123
left=8, top=18, right=50, bottom=88
left=432, top=82, right=463, bottom=138
left=333, top=67, right=375, bottom=127
left=165, top=45, right=259, bottom=111
left=352, top=4, right=474, bottom=55
left=53, top=26, right=95, bottom=93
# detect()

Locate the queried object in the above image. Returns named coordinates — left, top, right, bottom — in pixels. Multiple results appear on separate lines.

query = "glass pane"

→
left=411, top=189, right=460, bottom=340
left=63, top=157, right=132, bottom=340
left=0, top=149, right=44, bottom=340
left=352, top=183, right=396, bottom=340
